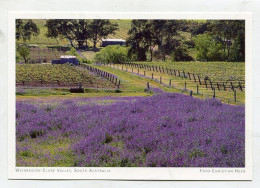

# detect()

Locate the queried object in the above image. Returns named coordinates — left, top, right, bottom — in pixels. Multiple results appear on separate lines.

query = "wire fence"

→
left=121, top=62, right=245, bottom=92
left=102, top=63, right=244, bottom=105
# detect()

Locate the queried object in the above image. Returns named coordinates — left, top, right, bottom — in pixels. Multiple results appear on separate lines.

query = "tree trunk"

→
left=78, top=41, right=84, bottom=49
left=227, top=45, right=230, bottom=61
left=23, top=57, right=28, bottom=64
left=93, top=33, right=98, bottom=50
left=68, top=39, right=75, bottom=48
left=65, top=34, right=75, bottom=48
left=93, top=41, right=97, bottom=49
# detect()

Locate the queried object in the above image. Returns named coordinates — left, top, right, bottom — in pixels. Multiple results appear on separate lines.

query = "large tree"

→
left=127, top=20, right=150, bottom=61
left=208, top=20, right=245, bottom=61
left=127, top=20, right=183, bottom=61
left=88, top=20, right=118, bottom=50
left=16, top=19, right=40, bottom=41
left=45, top=19, right=90, bottom=48
left=45, top=19, right=118, bottom=49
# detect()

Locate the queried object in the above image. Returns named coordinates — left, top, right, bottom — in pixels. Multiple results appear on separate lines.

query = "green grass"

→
left=97, top=63, right=245, bottom=105
left=17, top=19, right=61, bottom=45
left=17, top=19, right=132, bottom=47
left=17, top=137, right=76, bottom=167
left=80, top=50, right=97, bottom=61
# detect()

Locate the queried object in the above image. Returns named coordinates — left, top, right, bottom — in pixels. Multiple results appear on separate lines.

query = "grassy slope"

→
left=17, top=19, right=131, bottom=46
left=91, top=64, right=244, bottom=105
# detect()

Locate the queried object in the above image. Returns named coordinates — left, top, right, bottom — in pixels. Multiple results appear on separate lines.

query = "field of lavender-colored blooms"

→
left=16, top=92, right=245, bottom=167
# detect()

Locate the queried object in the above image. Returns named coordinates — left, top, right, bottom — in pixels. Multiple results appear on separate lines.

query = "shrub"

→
left=194, top=33, right=225, bottom=61
left=171, top=45, right=193, bottom=62
left=17, top=46, right=30, bottom=63
left=94, top=45, right=129, bottom=64
left=65, top=47, right=91, bottom=64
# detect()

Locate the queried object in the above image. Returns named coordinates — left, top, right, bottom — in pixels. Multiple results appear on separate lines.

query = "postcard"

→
left=8, top=12, right=252, bottom=180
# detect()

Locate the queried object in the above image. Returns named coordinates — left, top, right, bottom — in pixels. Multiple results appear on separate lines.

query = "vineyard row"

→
left=119, top=62, right=245, bottom=92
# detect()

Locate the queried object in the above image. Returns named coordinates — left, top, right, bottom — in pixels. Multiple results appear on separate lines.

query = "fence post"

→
left=197, top=85, right=199, bottom=94
left=118, top=80, right=121, bottom=88
left=231, top=82, right=234, bottom=91
left=144, top=71, right=146, bottom=76
left=213, top=87, right=216, bottom=98
left=147, top=82, right=150, bottom=90
left=138, top=69, right=139, bottom=74
left=210, top=80, right=213, bottom=91
left=152, top=73, right=154, bottom=79
left=160, top=76, right=162, bottom=84
left=239, top=82, right=243, bottom=92
left=169, top=79, right=171, bottom=86
left=132, top=68, right=133, bottom=73
left=190, top=90, right=193, bottom=97
left=198, top=76, right=201, bottom=85
left=193, top=74, right=196, bottom=82
left=188, top=72, right=191, bottom=80
left=112, top=76, right=114, bottom=83
left=184, top=82, right=186, bottom=90
left=223, top=83, right=226, bottom=91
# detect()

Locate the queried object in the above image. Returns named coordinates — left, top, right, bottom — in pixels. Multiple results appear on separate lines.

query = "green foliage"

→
left=65, top=47, right=91, bottom=64
left=208, top=20, right=245, bottom=61
left=127, top=20, right=181, bottom=61
left=45, top=19, right=118, bottom=49
left=191, top=21, right=210, bottom=36
left=194, top=33, right=225, bottom=61
left=89, top=20, right=118, bottom=49
left=228, top=30, right=245, bottom=62
left=17, top=46, right=30, bottom=63
left=94, top=45, right=129, bottom=64
left=16, top=50, right=22, bottom=63
left=45, top=19, right=90, bottom=48
left=16, top=19, right=40, bottom=41
left=171, top=45, right=193, bottom=62
left=16, top=64, right=113, bottom=88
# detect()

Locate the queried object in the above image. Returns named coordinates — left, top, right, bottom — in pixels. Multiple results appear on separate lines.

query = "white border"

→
left=8, top=12, right=252, bottom=180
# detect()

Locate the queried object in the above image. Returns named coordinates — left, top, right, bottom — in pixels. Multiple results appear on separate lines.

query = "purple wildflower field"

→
left=16, top=93, right=245, bottom=167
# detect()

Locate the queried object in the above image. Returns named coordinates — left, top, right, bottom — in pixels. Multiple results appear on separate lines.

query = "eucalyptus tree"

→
left=45, top=19, right=90, bottom=48
left=88, top=19, right=118, bottom=50
left=16, top=19, right=40, bottom=41
left=208, top=20, right=245, bottom=61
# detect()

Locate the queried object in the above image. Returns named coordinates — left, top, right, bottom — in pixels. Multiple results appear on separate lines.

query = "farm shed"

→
left=101, top=39, right=126, bottom=47
left=52, top=55, right=79, bottom=66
